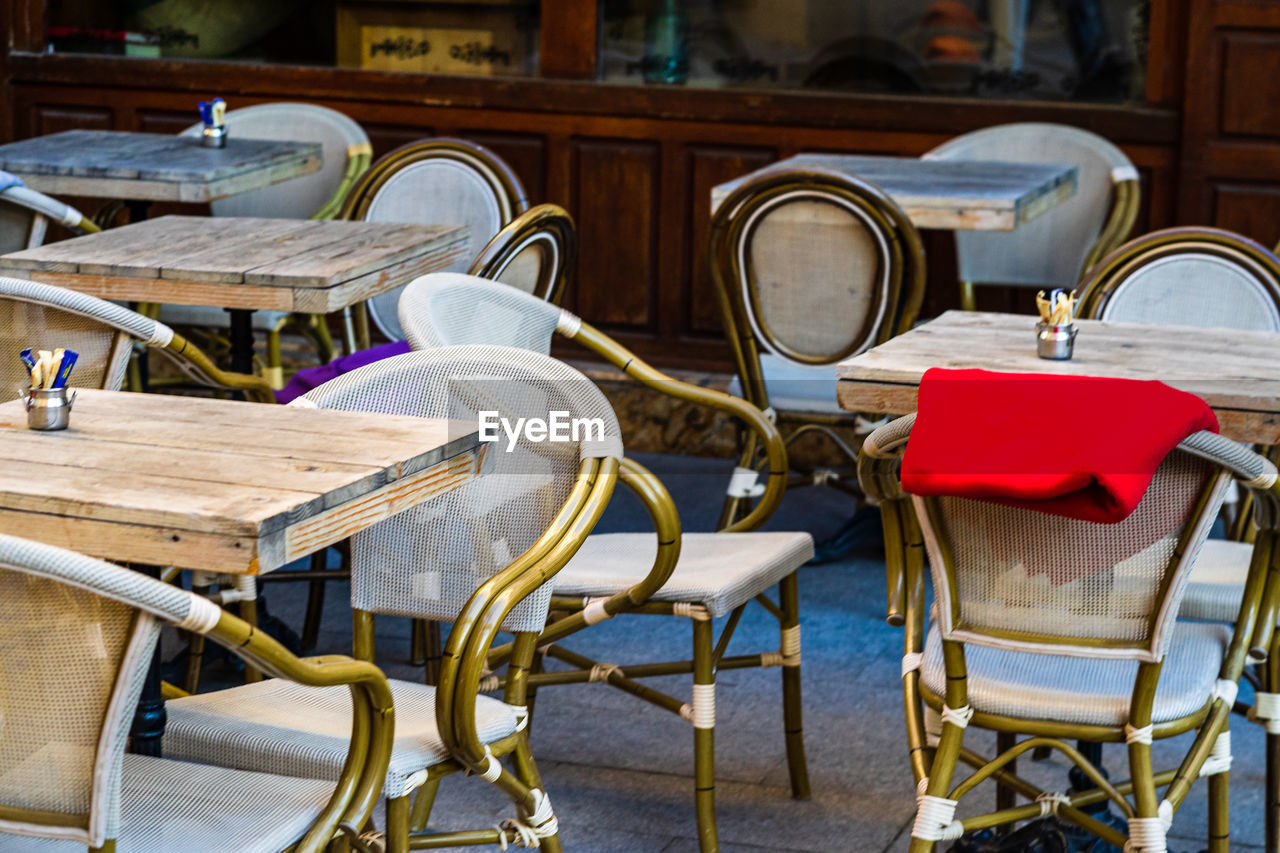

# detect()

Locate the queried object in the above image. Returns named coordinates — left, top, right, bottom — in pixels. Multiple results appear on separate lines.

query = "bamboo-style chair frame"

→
left=923, top=122, right=1141, bottom=310
left=708, top=167, right=926, bottom=527
left=164, top=103, right=374, bottom=385
left=165, top=346, right=621, bottom=853
left=859, top=414, right=1280, bottom=852
left=0, top=534, right=395, bottom=853
left=468, top=203, right=575, bottom=304
left=398, top=274, right=811, bottom=852
left=341, top=137, right=529, bottom=345
left=0, top=180, right=100, bottom=251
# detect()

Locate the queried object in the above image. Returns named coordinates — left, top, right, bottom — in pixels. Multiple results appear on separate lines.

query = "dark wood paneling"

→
left=684, top=145, right=777, bottom=335
left=1212, top=182, right=1280, bottom=246
left=27, top=103, right=111, bottom=136
left=459, top=131, right=548, bottom=202
left=134, top=109, right=196, bottom=135
left=361, top=123, right=436, bottom=158
left=571, top=138, right=658, bottom=331
left=1220, top=33, right=1280, bottom=137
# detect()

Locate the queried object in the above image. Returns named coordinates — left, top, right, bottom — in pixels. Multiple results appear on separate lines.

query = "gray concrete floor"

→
left=197, top=452, right=1269, bottom=852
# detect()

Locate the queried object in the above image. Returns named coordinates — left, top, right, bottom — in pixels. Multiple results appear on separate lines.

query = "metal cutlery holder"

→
left=22, top=386, right=76, bottom=430
left=1036, top=322, right=1078, bottom=360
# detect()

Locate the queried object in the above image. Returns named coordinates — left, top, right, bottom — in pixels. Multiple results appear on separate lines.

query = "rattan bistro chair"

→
left=341, top=138, right=529, bottom=343
left=0, top=275, right=274, bottom=401
left=709, top=166, right=925, bottom=527
left=400, top=273, right=815, bottom=852
left=0, top=534, right=393, bottom=853
left=166, top=103, right=375, bottom=384
left=0, top=175, right=100, bottom=254
left=469, top=203, right=575, bottom=303
left=859, top=415, right=1279, bottom=852
left=924, top=123, right=1140, bottom=310
left=163, top=345, right=621, bottom=853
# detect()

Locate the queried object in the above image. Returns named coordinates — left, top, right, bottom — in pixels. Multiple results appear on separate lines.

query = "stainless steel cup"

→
left=201, top=124, right=227, bottom=148
left=21, top=386, right=76, bottom=430
left=1036, top=322, right=1077, bottom=360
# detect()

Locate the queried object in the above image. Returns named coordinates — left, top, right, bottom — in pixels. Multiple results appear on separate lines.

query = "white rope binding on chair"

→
left=177, top=595, right=222, bottom=633
left=496, top=789, right=558, bottom=849
left=679, top=683, right=715, bottom=729
left=474, top=746, right=503, bottom=783
left=1251, top=692, right=1280, bottom=734
left=582, top=597, right=612, bottom=625
left=509, top=705, right=529, bottom=732
left=1037, top=792, right=1071, bottom=817
left=1199, top=731, right=1232, bottom=777
left=912, top=794, right=964, bottom=842
left=901, top=652, right=923, bottom=678
left=1213, top=679, right=1238, bottom=709
left=673, top=602, right=711, bottom=621
left=1124, top=723, right=1153, bottom=745
left=589, top=663, right=623, bottom=683
left=764, top=625, right=802, bottom=667
left=479, top=675, right=502, bottom=693
left=555, top=310, right=582, bottom=337
left=940, top=704, right=974, bottom=729
left=1125, top=801, right=1173, bottom=853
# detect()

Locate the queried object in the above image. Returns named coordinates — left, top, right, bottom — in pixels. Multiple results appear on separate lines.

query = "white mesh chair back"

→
left=0, top=276, right=173, bottom=394
left=924, top=123, right=1136, bottom=287
left=354, top=143, right=526, bottom=341
left=181, top=102, right=369, bottom=219
left=295, top=345, right=622, bottom=632
left=0, top=185, right=94, bottom=254
left=730, top=177, right=900, bottom=366
left=1096, top=247, right=1280, bottom=331
left=916, top=443, right=1233, bottom=662
left=0, top=539, right=162, bottom=847
left=399, top=273, right=565, bottom=356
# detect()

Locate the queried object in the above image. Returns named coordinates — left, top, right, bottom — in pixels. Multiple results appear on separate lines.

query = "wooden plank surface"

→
left=710, top=154, right=1078, bottom=232
left=0, top=216, right=470, bottom=312
left=0, top=130, right=323, bottom=202
left=836, top=311, right=1280, bottom=443
left=0, top=390, right=482, bottom=573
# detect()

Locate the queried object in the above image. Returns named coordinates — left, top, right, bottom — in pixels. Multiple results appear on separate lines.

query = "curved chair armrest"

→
left=2, top=185, right=100, bottom=236
left=1081, top=176, right=1140, bottom=275
left=855, top=413, right=916, bottom=502
left=568, top=319, right=787, bottom=531
left=437, top=457, right=618, bottom=798
left=157, top=331, right=278, bottom=403
left=313, top=145, right=373, bottom=222
left=0, top=533, right=392, bottom=853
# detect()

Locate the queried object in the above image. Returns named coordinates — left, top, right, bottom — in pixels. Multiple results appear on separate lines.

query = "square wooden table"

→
left=836, top=311, right=1280, bottom=444
left=0, top=389, right=485, bottom=574
left=0, top=130, right=323, bottom=204
left=711, top=154, right=1078, bottom=231
left=0, top=215, right=470, bottom=373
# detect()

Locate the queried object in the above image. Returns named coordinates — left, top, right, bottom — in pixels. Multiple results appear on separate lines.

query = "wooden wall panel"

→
left=134, top=109, right=196, bottom=135
left=570, top=138, right=658, bottom=331
left=684, top=145, right=777, bottom=336
left=1211, top=183, right=1280, bottom=247
left=361, top=124, right=437, bottom=158
left=27, top=104, right=111, bottom=136
left=459, top=131, right=548, bottom=203
left=1219, top=33, right=1280, bottom=138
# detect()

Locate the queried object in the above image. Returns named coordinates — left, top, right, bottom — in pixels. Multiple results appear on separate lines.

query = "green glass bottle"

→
left=643, top=0, right=689, bottom=85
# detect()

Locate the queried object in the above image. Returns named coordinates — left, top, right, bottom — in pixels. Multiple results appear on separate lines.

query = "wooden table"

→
left=0, top=215, right=470, bottom=373
left=0, top=389, right=484, bottom=574
left=836, top=311, right=1280, bottom=443
left=711, top=154, right=1078, bottom=231
left=0, top=130, right=322, bottom=204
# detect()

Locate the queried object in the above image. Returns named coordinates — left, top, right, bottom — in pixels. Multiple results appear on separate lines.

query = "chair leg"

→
left=385, top=795, right=411, bottom=853
left=237, top=580, right=262, bottom=684
left=265, top=326, right=284, bottom=390
left=410, top=619, right=428, bottom=667
left=1269, top=731, right=1280, bottom=853
left=1207, top=769, right=1230, bottom=853
left=693, top=616, right=720, bottom=853
left=424, top=621, right=443, bottom=685
left=184, top=575, right=213, bottom=693
left=995, top=732, right=1016, bottom=818
left=301, top=549, right=328, bottom=653
left=959, top=280, right=976, bottom=311
left=409, top=777, right=441, bottom=833
left=778, top=573, right=810, bottom=800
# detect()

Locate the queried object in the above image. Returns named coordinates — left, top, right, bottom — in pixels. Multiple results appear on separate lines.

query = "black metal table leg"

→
left=226, top=308, right=256, bottom=376
left=129, top=564, right=166, bottom=757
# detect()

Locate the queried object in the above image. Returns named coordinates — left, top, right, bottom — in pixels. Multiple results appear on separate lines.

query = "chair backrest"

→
left=709, top=166, right=925, bottom=409
left=181, top=102, right=370, bottom=221
left=293, top=345, right=621, bottom=633
left=872, top=419, right=1264, bottom=662
left=924, top=122, right=1139, bottom=288
left=467, top=203, right=575, bottom=304
left=0, top=181, right=98, bottom=255
left=1077, top=227, right=1280, bottom=331
left=0, top=536, right=170, bottom=848
left=343, top=138, right=529, bottom=342
left=400, top=273, right=566, bottom=356
left=0, top=276, right=173, bottom=394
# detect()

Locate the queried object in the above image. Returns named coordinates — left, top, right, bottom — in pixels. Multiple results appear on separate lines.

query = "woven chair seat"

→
left=164, top=677, right=522, bottom=800
left=1178, top=538, right=1256, bottom=624
left=554, top=531, right=814, bottom=618
left=159, top=304, right=291, bottom=332
left=920, top=620, right=1230, bottom=727
left=1, top=753, right=333, bottom=852
left=727, top=354, right=843, bottom=416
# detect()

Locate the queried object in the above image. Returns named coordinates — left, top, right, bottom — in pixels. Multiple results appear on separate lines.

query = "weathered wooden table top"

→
left=836, top=311, right=1280, bottom=443
left=0, top=390, right=483, bottom=574
left=0, top=215, right=470, bottom=313
left=711, top=154, right=1078, bottom=231
left=0, top=130, right=323, bottom=203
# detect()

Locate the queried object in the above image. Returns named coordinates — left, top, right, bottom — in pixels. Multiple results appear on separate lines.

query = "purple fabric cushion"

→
left=275, top=340, right=411, bottom=404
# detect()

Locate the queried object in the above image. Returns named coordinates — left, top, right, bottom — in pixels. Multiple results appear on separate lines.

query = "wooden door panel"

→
left=26, top=104, right=111, bottom=137
left=1212, top=182, right=1280, bottom=246
left=459, top=131, right=548, bottom=203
